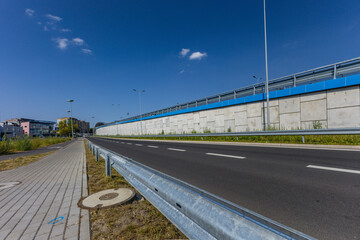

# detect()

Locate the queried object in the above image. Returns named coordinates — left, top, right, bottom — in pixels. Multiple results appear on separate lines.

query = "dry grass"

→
left=0, top=151, right=55, bottom=171
left=84, top=142, right=186, bottom=240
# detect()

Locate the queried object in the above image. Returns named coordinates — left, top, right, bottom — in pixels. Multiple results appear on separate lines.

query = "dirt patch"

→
left=0, top=151, right=55, bottom=171
left=84, top=141, right=187, bottom=239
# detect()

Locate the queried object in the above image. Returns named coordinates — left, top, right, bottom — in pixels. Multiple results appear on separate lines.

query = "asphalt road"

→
left=88, top=137, right=360, bottom=240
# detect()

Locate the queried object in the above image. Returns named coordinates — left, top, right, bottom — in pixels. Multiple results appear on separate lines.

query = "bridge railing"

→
left=112, top=57, right=360, bottom=124
left=86, top=139, right=315, bottom=240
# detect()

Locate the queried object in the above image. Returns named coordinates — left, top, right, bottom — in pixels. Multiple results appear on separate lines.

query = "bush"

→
left=0, top=136, right=71, bottom=155
left=14, top=137, right=33, bottom=151
left=0, top=140, right=11, bottom=154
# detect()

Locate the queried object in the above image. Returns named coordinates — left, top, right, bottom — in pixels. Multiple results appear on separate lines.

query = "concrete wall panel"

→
left=328, top=106, right=360, bottom=128
left=300, top=99, right=327, bottom=121
left=327, top=86, right=360, bottom=109
left=279, top=96, right=300, bottom=114
left=280, top=112, right=300, bottom=129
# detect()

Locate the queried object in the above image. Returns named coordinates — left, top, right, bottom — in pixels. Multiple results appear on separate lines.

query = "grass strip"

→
left=99, top=134, right=360, bottom=145
left=84, top=142, right=186, bottom=240
left=0, top=151, right=55, bottom=171
left=0, top=137, right=71, bottom=155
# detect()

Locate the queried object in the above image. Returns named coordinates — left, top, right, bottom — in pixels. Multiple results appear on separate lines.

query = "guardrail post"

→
left=333, top=65, right=337, bottom=79
left=201, top=136, right=204, bottom=141
left=105, top=154, right=112, bottom=177
left=293, top=75, right=297, bottom=87
left=302, top=135, right=305, bottom=143
left=92, top=146, right=95, bottom=156
left=96, top=148, right=99, bottom=161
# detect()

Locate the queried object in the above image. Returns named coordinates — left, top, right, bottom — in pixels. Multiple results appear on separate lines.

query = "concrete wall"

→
left=96, top=85, right=360, bottom=136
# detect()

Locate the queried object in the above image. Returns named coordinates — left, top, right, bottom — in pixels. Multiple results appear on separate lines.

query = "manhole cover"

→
left=0, top=182, right=21, bottom=190
left=79, top=188, right=135, bottom=209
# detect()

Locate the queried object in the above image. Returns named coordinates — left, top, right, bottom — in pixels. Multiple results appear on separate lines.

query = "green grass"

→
left=84, top=142, right=186, bottom=239
left=0, top=136, right=71, bottom=155
left=98, top=134, right=360, bottom=145
left=0, top=151, right=55, bottom=171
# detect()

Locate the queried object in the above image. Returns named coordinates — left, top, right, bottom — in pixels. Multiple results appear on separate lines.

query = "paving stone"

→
left=0, top=139, right=90, bottom=240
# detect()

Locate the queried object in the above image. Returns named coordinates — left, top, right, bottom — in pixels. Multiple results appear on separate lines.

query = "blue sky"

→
left=1, top=0, right=360, bottom=126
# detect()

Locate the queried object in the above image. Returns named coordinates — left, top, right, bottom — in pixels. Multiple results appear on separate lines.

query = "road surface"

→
left=88, top=137, right=360, bottom=240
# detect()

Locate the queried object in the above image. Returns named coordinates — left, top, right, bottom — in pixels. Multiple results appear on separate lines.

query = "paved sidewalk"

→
left=0, top=139, right=90, bottom=240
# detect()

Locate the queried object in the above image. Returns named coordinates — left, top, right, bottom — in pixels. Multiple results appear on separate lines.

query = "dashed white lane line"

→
left=135, top=144, right=143, bottom=146
left=148, top=145, right=159, bottom=148
left=206, top=153, right=246, bottom=159
left=307, top=165, right=360, bottom=174
left=121, top=142, right=125, bottom=144
left=168, top=148, right=186, bottom=152
left=127, top=143, right=132, bottom=145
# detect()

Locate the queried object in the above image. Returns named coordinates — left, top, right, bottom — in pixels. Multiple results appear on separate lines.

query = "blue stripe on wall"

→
left=96, top=74, right=360, bottom=130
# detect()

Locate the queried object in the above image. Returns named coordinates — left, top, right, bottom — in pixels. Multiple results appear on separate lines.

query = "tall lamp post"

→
left=91, top=116, right=95, bottom=135
left=263, top=0, right=270, bottom=128
left=67, top=99, right=74, bottom=138
left=133, top=89, right=145, bottom=135
left=112, top=104, right=121, bottom=135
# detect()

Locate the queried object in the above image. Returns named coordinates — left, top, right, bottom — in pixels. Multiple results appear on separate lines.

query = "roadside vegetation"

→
left=0, top=151, right=55, bottom=171
left=84, top=142, right=186, bottom=240
left=0, top=136, right=70, bottom=155
left=98, top=134, right=360, bottom=145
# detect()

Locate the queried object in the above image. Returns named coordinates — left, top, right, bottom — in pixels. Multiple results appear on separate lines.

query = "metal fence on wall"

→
left=108, top=57, right=360, bottom=126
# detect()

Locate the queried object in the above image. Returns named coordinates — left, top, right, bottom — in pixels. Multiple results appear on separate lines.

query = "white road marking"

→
left=121, top=142, right=125, bottom=144
left=168, top=148, right=186, bottom=152
left=135, top=144, right=143, bottom=146
left=148, top=145, right=159, bottom=148
left=206, top=153, right=246, bottom=159
left=307, top=165, right=360, bottom=174
left=127, top=143, right=132, bottom=145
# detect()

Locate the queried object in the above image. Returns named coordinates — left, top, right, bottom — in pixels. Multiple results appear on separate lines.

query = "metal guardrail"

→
left=102, top=128, right=360, bottom=143
left=86, top=139, right=315, bottom=240
left=112, top=57, right=360, bottom=124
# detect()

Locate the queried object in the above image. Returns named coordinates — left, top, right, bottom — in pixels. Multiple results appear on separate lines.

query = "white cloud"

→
left=25, top=9, right=35, bottom=16
left=82, top=49, right=93, bottom=55
left=53, top=38, right=69, bottom=50
left=189, top=52, right=207, bottom=60
left=180, top=48, right=190, bottom=57
left=45, top=14, right=62, bottom=22
left=72, top=38, right=84, bottom=45
left=179, top=70, right=185, bottom=74
left=60, top=28, right=71, bottom=32
left=37, top=21, right=42, bottom=25
left=44, top=26, right=49, bottom=31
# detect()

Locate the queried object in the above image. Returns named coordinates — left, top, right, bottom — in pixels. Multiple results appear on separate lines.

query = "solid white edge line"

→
left=148, top=145, right=159, bottom=148
left=206, top=153, right=246, bottom=159
left=307, top=165, right=360, bottom=174
left=168, top=148, right=186, bottom=152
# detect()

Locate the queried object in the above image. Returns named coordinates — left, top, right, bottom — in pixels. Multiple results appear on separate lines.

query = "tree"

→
left=58, top=120, right=79, bottom=136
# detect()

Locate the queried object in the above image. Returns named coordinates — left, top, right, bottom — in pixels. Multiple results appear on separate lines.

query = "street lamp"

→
left=67, top=99, right=74, bottom=138
left=263, top=0, right=270, bottom=128
left=253, top=75, right=262, bottom=85
left=112, top=104, right=121, bottom=136
left=111, top=104, right=121, bottom=121
left=91, top=116, right=95, bottom=135
left=133, top=89, right=145, bottom=135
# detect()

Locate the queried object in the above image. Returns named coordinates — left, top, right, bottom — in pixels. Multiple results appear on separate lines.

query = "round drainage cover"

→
left=0, top=182, right=21, bottom=190
left=80, top=188, right=135, bottom=209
